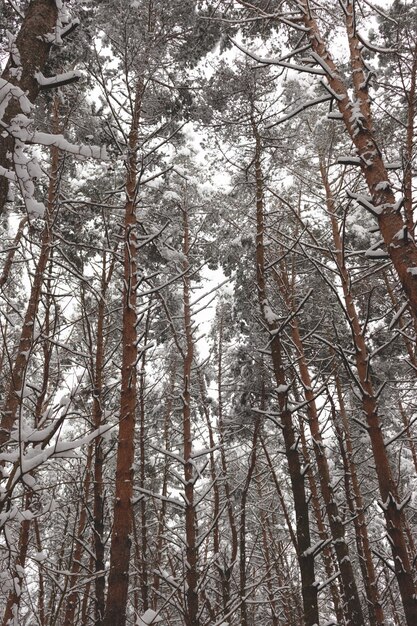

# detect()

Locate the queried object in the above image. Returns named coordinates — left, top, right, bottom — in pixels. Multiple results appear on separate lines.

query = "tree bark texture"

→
left=102, top=83, right=142, bottom=626
left=251, top=114, right=319, bottom=626
left=297, top=0, right=417, bottom=319
left=0, top=0, right=58, bottom=215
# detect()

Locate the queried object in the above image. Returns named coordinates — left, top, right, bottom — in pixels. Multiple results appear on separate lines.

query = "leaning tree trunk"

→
left=295, top=0, right=417, bottom=319
left=320, top=158, right=417, bottom=625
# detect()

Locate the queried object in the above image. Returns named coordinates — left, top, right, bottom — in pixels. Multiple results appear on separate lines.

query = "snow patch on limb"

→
left=262, top=300, right=279, bottom=324
left=365, top=242, right=389, bottom=259
left=349, top=99, right=366, bottom=136
left=347, top=189, right=382, bottom=216
left=35, top=70, right=82, bottom=89
left=377, top=492, right=411, bottom=512
left=0, top=165, right=17, bottom=182
left=0, top=424, right=113, bottom=505
left=407, top=267, right=417, bottom=275
left=1, top=110, right=107, bottom=220
left=42, top=0, right=73, bottom=45
left=389, top=301, right=408, bottom=329
left=13, top=140, right=46, bottom=220
left=276, top=384, right=290, bottom=394
left=137, top=609, right=163, bottom=625
left=9, top=115, right=108, bottom=160
left=0, top=78, right=32, bottom=121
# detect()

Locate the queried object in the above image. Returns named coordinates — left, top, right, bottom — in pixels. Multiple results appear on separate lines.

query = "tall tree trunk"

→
left=239, top=417, right=260, bottom=626
left=63, top=445, right=93, bottom=625
left=216, top=311, right=239, bottom=615
left=297, top=416, right=346, bottom=626
left=152, top=363, right=177, bottom=610
left=137, top=308, right=152, bottom=613
left=329, top=381, right=384, bottom=626
left=103, top=81, right=142, bottom=626
left=296, top=0, right=417, bottom=318
left=1, top=492, right=33, bottom=626
left=0, top=99, right=60, bottom=452
left=181, top=200, right=199, bottom=626
left=251, top=114, right=318, bottom=626
left=275, top=268, right=365, bottom=626
left=320, top=158, right=417, bottom=625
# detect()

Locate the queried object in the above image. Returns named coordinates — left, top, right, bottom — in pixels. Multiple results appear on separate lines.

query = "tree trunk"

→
left=63, top=445, right=93, bottom=625
left=320, top=158, right=417, bottom=625
left=0, top=0, right=59, bottom=214
left=102, top=82, right=142, bottom=626
left=181, top=200, right=199, bottom=626
left=0, top=101, right=60, bottom=452
left=329, top=383, right=384, bottom=626
left=251, top=114, right=318, bottom=626
left=297, top=0, right=417, bottom=318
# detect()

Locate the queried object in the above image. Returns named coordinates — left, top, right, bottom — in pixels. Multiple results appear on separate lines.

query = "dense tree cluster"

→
left=0, top=1, right=416, bottom=625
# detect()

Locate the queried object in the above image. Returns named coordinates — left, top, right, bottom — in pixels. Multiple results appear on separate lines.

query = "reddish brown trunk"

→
left=216, top=313, right=239, bottom=614
left=103, top=83, right=142, bottom=626
left=33, top=518, right=46, bottom=626
left=297, top=417, right=346, bottom=626
left=277, top=278, right=365, bottom=625
left=197, top=371, right=220, bottom=558
left=331, top=381, right=384, bottom=626
left=181, top=201, right=199, bottom=626
left=138, top=309, right=152, bottom=612
left=0, top=217, right=27, bottom=289
left=63, top=445, right=93, bottom=625
left=251, top=115, right=318, bottom=626
left=298, top=0, right=417, bottom=319
left=403, top=43, right=417, bottom=235
left=0, top=112, right=60, bottom=451
left=90, top=250, right=117, bottom=626
left=320, top=159, right=417, bottom=624
left=152, top=365, right=177, bottom=609
left=239, top=418, right=260, bottom=626
left=1, top=492, right=33, bottom=626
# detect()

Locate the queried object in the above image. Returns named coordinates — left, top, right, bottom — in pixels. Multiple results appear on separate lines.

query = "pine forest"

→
left=0, top=1, right=416, bottom=625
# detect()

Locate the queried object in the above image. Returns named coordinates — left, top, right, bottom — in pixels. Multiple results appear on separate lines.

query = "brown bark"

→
left=216, top=311, right=239, bottom=615
left=63, top=445, right=93, bottom=625
left=297, top=417, right=346, bottom=626
left=1, top=492, right=33, bottom=626
left=181, top=200, right=199, bottom=626
left=0, top=217, right=27, bottom=289
left=87, top=248, right=118, bottom=626
left=251, top=115, right=318, bottom=626
left=239, top=418, right=261, bottom=626
left=138, top=308, right=152, bottom=613
left=398, top=401, right=417, bottom=475
left=403, top=41, right=417, bottom=235
left=296, top=0, right=417, bottom=318
left=320, top=158, right=417, bottom=625
left=276, top=271, right=365, bottom=626
left=331, top=380, right=385, bottom=626
left=102, top=82, right=142, bottom=626
left=33, top=518, right=46, bottom=626
left=0, top=98, right=60, bottom=452
left=152, top=365, right=177, bottom=610
left=0, top=0, right=59, bottom=214
left=256, top=482, right=280, bottom=626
